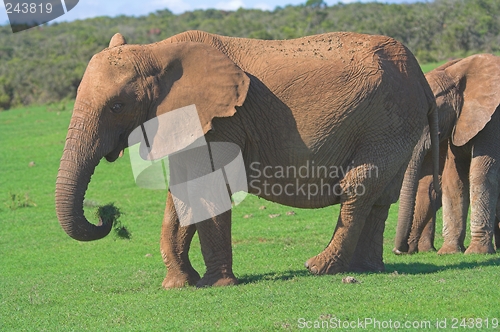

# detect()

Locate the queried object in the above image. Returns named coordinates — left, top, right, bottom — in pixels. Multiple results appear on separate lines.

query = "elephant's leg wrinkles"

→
left=439, top=144, right=469, bottom=254
left=306, top=157, right=399, bottom=274
left=404, top=140, right=445, bottom=254
left=464, top=114, right=500, bottom=254
left=161, top=192, right=201, bottom=289
left=494, top=216, right=500, bottom=251
left=465, top=160, right=498, bottom=254
left=408, top=174, right=435, bottom=254
left=418, top=219, right=437, bottom=252
left=416, top=141, right=447, bottom=253
left=305, top=199, right=371, bottom=275
left=349, top=204, right=388, bottom=272
left=195, top=209, right=237, bottom=287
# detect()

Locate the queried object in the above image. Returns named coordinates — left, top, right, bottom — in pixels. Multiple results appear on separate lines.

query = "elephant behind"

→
left=56, top=30, right=439, bottom=288
left=394, top=54, right=500, bottom=254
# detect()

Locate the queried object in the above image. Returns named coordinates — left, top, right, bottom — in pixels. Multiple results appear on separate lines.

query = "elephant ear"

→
left=109, top=33, right=127, bottom=48
left=447, top=54, right=500, bottom=146
left=154, top=42, right=250, bottom=134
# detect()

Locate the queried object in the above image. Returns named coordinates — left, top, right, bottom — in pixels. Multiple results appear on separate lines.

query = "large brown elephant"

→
left=394, top=54, right=500, bottom=254
left=56, top=30, right=439, bottom=288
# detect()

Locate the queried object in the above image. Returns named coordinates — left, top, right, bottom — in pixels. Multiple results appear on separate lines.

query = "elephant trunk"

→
left=55, top=121, right=113, bottom=241
left=394, top=151, right=423, bottom=253
left=394, top=102, right=440, bottom=254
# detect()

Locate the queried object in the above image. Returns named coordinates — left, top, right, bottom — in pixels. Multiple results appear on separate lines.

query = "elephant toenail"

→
left=392, top=248, right=403, bottom=255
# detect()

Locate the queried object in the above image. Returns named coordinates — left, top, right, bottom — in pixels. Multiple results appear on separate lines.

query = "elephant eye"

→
left=110, top=102, right=124, bottom=113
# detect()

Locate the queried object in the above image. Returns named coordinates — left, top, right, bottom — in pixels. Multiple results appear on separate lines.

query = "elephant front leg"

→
left=464, top=165, right=498, bottom=254
left=161, top=192, right=201, bottom=289
left=196, top=209, right=237, bottom=287
left=438, top=146, right=469, bottom=254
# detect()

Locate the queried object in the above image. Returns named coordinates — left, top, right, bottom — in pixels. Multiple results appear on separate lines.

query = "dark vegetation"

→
left=0, top=0, right=498, bottom=110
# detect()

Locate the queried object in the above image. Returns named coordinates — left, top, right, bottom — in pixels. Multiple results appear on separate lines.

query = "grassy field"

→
left=1, top=72, right=500, bottom=330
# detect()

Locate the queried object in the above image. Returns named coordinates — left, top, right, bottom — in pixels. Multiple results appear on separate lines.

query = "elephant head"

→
left=55, top=33, right=249, bottom=241
left=427, top=54, right=500, bottom=147
left=394, top=54, right=500, bottom=253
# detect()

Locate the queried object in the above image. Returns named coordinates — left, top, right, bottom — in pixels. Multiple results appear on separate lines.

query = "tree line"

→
left=0, top=0, right=498, bottom=110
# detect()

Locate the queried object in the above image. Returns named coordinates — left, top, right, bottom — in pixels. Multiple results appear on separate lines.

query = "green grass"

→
left=421, top=61, right=448, bottom=73
left=2, top=72, right=500, bottom=330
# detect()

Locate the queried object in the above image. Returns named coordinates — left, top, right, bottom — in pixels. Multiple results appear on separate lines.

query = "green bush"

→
left=0, top=0, right=499, bottom=110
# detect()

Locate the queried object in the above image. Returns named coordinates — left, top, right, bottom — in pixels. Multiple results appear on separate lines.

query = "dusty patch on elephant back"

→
left=96, top=204, right=131, bottom=239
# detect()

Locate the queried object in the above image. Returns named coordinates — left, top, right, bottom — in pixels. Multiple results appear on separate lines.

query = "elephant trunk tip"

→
left=56, top=207, right=114, bottom=242
left=55, top=166, right=114, bottom=242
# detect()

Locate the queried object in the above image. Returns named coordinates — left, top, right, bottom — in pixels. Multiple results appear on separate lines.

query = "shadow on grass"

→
left=238, top=269, right=311, bottom=284
left=236, top=257, right=500, bottom=284
left=385, top=256, right=500, bottom=275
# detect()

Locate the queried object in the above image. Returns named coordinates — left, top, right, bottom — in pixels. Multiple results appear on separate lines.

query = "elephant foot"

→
left=196, top=271, right=238, bottom=288
left=407, top=242, right=419, bottom=254
left=464, top=241, right=495, bottom=254
left=494, top=223, right=500, bottom=250
left=392, top=248, right=407, bottom=255
left=437, top=242, right=464, bottom=255
left=349, top=258, right=384, bottom=273
left=392, top=242, right=409, bottom=255
left=393, top=243, right=422, bottom=255
left=417, top=241, right=436, bottom=253
left=305, top=254, right=348, bottom=275
left=162, top=270, right=201, bottom=289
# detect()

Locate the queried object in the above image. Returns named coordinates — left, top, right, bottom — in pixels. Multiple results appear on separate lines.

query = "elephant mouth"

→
left=105, top=134, right=128, bottom=162
left=105, top=145, right=125, bottom=162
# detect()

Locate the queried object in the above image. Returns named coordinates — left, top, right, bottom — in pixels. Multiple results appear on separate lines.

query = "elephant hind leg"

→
left=417, top=219, right=437, bottom=252
left=305, top=159, right=394, bottom=275
left=409, top=173, right=441, bottom=254
left=494, top=216, right=500, bottom=251
left=305, top=199, right=371, bottom=275
left=409, top=184, right=439, bottom=254
left=438, top=144, right=469, bottom=254
left=350, top=173, right=405, bottom=271
left=348, top=203, right=388, bottom=272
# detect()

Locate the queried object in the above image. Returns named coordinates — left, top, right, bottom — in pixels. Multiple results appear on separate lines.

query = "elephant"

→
left=55, top=30, right=439, bottom=288
left=394, top=54, right=500, bottom=254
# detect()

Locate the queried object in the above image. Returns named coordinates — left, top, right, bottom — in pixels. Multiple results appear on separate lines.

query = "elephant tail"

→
left=428, top=99, right=441, bottom=197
